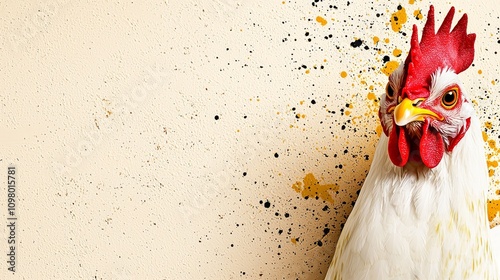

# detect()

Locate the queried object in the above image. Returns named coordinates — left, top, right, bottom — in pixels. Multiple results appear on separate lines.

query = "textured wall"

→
left=1, top=0, right=499, bottom=279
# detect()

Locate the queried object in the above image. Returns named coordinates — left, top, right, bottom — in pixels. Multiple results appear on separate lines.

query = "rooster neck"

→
left=328, top=115, right=498, bottom=279
left=382, top=115, right=488, bottom=222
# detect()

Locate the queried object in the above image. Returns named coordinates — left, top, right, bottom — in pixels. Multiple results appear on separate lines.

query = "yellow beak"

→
left=394, top=98, right=443, bottom=126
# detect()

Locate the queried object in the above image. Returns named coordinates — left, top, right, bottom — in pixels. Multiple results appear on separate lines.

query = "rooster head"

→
left=379, top=5, right=476, bottom=168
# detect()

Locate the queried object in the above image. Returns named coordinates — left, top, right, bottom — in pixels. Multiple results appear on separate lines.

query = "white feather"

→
left=492, top=225, right=500, bottom=272
left=325, top=115, right=499, bottom=279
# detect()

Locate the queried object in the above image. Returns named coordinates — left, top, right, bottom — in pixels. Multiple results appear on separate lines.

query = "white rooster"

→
left=326, top=6, right=500, bottom=280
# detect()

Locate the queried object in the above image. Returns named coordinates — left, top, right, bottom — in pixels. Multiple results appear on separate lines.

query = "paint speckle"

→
left=390, top=5, right=408, bottom=32
left=393, top=48, right=402, bottom=57
left=214, top=115, right=220, bottom=120
left=340, top=71, right=348, bottom=78
left=259, top=200, right=271, bottom=208
left=483, top=129, right=500, bottom=177
left=488, top=199, right=500, bottom=222
left=316, top=16, right=327, bottom=26
left=381, top=61, right=400, bottom=76
left=292, top=173, right=339, bottom=204
left=350, top=39, right=363, bottom=48
left=413, top=9, right=423, bottom=20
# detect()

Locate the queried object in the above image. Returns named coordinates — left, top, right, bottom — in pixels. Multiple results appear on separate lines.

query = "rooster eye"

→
left=386, top=84, right=395, bottom=100
left=441, top=88, right=459, bottom=109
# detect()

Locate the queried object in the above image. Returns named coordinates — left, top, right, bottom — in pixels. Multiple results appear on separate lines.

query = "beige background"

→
left=1, top=0, right=500, bottom=279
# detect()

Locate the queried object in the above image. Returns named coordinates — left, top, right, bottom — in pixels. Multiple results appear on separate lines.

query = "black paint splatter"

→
left=350, top=39, right=363, bottom=48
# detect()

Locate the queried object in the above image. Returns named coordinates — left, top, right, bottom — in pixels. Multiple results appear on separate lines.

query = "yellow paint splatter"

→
left=384, top=38, right=390, bottom=43
left=351, top=115, right=362, bottom=125
left=393, top=48, right=402, bottom=57
left=305, top=69, right=310, bottom=74
left=367, top=92, right=376, bottom=100
left=316, top=16, right=327, bottom=26
left=291, top=237, right=299, bottom=244
left=340, top=71, right=348, bottom=78
left=413, top=9, right=423, bottom=20
left=488, top=199, right=500, bottom=222
left=373, top=36, right=380, bottom=45
left=381, top=61, right=400, bottom=76
left=376, top=125, right=383, bottom=136
left=390, top=6, right=408, bottom=32
left=489, top=139, right=497, bottom=149
left=483, top=129, right=500, bottom=177
left=492, top=80, right=496, bottom=85
left=478, top=69, right=483, bottom=75
left=292, top=173, right=339, bottom=204
left=409, top=0, right=415, bottom=4
left=488, top=160, right=498, bottom=168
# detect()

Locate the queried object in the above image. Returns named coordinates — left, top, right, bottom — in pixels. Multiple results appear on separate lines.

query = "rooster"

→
left=326, top=6, right=500, bottom=279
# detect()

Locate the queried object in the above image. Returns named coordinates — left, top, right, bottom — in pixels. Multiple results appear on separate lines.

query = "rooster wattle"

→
left=326, top=6, right=500, bottom=279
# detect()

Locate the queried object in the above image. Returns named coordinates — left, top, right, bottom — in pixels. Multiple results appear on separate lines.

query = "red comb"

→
left=401, top=6, right=476, bottom=99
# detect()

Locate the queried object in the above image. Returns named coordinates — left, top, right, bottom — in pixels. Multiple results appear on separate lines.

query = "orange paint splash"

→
left=292, top=173, right=339, bottom=204
left=340, top=71, right=347, bottom=78
left=373, top=36, right=380, bottom=45
left=316, top=16, right=327, bottom=26
left=413, top=9, right=423, bottom=20
left=393, top=48, right=402, bottom=57
left=482, top=128, right=500, bottom=178
left=381, top=61, right=400, bottom=76
left=390, top=6, right=408, bottom=32
left=488, top=199, right=500, bottom=222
